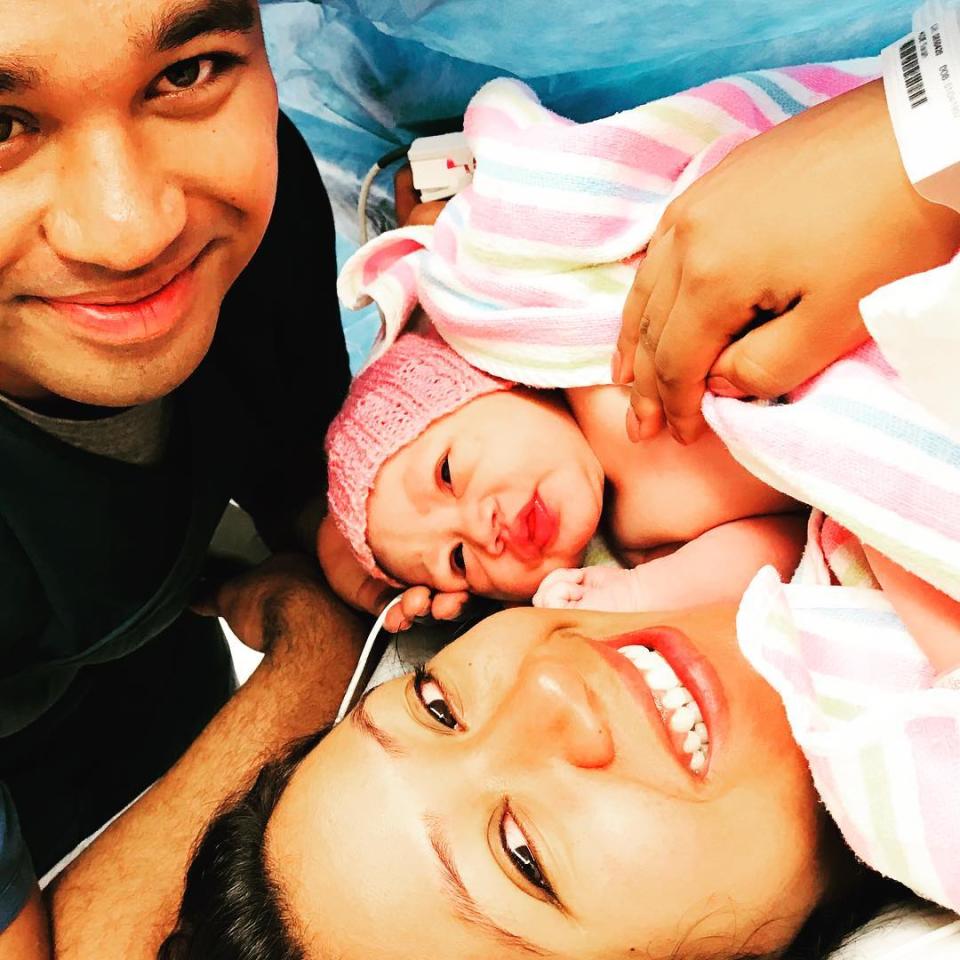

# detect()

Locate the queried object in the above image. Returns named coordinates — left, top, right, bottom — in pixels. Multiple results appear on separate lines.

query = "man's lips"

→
left=505, top=493, right=559, bottom=560
left=38, top=246, right=210, bottom=347
left=43, top=244, right=209, bottom=305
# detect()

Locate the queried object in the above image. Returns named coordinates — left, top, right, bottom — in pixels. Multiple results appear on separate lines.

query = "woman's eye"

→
left=450, top=543, right=466, bottom=576
left=500, top=808, right=554, bottom=897
left=414, top=667, right=460, bottom=730
left=439, top=454, right=453, bottom=488
left=0, top=114, right=28, bottom=145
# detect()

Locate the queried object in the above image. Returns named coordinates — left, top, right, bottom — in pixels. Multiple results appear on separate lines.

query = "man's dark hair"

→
left=158, top=728, right=919, bottom=960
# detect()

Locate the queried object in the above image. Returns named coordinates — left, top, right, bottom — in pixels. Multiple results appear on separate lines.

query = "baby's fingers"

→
left=533, top=568, right=587, bottom=609
left=537, top=568, right=586, bottom=590
left=431, top=591, right=471, bottom=621
left=385, top=586, right=431, bottom=632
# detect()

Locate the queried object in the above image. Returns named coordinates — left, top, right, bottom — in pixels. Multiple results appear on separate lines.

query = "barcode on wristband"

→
left=900, top=37, right=928, bottom=108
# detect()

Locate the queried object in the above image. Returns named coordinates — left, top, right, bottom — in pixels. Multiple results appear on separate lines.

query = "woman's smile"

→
left=590, top=626, right=728, bottom=779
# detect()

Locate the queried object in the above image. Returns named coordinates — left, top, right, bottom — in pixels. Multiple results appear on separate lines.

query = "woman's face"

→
left=367, top=390, right=605, bottom=600
left=266, top=604, right=828, bottom=960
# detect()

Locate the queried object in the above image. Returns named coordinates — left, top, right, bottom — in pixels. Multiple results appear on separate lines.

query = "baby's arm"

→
left=534, top=513, right=807, bottom=612
left=863, top=545, right=960, bottom=677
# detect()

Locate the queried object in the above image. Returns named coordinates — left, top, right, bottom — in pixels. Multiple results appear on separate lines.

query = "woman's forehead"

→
left=265, top=708, right=473, bottom=959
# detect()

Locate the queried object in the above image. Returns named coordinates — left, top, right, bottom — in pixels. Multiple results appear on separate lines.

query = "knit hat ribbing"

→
left=325, top=334, right=511, bottom=585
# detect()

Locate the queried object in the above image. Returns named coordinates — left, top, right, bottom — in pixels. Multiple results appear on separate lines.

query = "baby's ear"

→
left=337, top=227, right=433, bottom=364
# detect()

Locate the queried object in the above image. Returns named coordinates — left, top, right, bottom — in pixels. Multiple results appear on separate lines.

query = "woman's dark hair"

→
left=158, top=729, right=922, bottom=960
left=157, top=728, right=330, bottom=960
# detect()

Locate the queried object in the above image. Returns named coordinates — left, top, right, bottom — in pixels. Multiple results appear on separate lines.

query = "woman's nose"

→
left=505, top=655, right=614, bottom=769
left=43, top=123, right=187, bottom=272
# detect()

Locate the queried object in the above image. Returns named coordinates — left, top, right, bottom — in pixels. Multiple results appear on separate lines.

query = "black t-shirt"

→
left=0, top=112, right=350, bottom=926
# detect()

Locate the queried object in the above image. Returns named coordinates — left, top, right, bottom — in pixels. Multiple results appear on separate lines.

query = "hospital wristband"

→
left=881, top=1, right=960, bottom=212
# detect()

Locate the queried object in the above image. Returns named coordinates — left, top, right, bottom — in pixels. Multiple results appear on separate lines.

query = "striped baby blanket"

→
left=703, top=340, right=960, bottom=603
left=739, top=535, right=960, bottom=915
left=338, top=60, right=879, bottom=384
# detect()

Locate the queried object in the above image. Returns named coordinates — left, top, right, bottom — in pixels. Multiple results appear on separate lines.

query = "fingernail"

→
left=706, top=376, right=746, bottom=399
left=611, top=349, right=622, bottom=383
left=626, top=408, right=642, bottom=442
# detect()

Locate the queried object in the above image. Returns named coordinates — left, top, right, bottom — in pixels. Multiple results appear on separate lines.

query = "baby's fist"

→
left=384, top=586, right=471, bottom=632
left=533, top=565, right=650, bottom=613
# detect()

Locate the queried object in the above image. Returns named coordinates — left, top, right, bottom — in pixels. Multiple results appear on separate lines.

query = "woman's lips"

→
left=41, top=252, right=204, bottom=347
left=590, top=627, right=728, bottom=780
left=505, top=493, right=559, bottom=560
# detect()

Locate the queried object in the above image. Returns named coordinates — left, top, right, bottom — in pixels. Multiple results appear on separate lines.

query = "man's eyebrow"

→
left=425, top=815, right=551, bottom=958
left=0, top=59, right=42, bottom=95
left=146, top=0, right=257, bottom=53
left=350, top=688, right=407, bottom=758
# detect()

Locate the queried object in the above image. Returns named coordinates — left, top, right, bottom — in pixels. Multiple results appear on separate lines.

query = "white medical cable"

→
left=335, top=593, right=404, bottom=724
left=357, top=145, right=410, bottom=244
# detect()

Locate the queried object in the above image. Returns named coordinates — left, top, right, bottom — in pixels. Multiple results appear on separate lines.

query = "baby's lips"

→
left=503, top=494, right=558, bottom=560
left=504, top=496, right=543, bottom=561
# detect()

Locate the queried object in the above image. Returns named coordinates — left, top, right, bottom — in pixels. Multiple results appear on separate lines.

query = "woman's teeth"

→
left=618, top=645, right=710, bottom=775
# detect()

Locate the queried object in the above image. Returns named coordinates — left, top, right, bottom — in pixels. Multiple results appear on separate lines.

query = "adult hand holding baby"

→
left=616, top=77, right=960, bottom=444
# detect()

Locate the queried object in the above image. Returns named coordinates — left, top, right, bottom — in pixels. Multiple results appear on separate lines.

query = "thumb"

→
left=710, top=300, right=867, bottom=400
left=352, top=574, right=396, bottom=616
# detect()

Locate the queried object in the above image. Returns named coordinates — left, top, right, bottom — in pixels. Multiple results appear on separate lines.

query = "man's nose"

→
left=43, top=123, right=187, bottom=272
left=504, top=655, right=614, bottom=769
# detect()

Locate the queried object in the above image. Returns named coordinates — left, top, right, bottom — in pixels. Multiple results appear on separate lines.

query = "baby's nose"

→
left=465, top=497, right=503, bottom=556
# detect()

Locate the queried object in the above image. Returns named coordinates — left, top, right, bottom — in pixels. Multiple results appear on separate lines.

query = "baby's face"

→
left=367, top=390, right=605, bottom=599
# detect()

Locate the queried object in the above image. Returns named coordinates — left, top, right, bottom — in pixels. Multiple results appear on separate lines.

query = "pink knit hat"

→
left=325, top=334, right=511, bottom=585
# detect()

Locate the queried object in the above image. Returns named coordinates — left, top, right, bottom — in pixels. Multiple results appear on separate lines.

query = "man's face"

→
left=0, top=0, right=279, bottom=406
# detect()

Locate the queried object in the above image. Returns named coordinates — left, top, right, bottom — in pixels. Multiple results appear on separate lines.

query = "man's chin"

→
left=46, top=317, right=218, bottom=408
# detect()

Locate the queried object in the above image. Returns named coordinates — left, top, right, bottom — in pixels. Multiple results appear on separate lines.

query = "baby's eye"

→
left=439, top=453, right=453, bottom=489
left=500, top=807, right=556, bottom=899
left=450, top=543, right=466, bottom=576
left=414, top=666, right=460, bottom=730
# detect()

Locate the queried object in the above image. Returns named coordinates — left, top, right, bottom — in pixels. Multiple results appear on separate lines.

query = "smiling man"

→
left=0, top=0, right=358, bottom=953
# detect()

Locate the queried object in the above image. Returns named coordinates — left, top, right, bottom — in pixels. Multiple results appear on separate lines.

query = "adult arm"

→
left=864, top=544, right=960, bottom=676
left=0, top=890, right=49, bottom=960
left=615, top=77, right=960, bottom=443
left=47, top=564, right=365, bottom=959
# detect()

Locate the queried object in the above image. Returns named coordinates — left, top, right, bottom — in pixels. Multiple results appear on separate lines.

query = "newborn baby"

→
left=323, top=333, right=804, bottom=626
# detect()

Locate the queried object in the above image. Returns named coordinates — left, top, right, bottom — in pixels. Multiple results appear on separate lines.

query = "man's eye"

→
left=149, top=53, right=243, bottom=98
left=450, top=543, right=466, bottom=576
left=414, top=666, right=460, bottom=730
left=500, top=807, right=555, bottom=898
left=0, top=114, right=29, bottom=146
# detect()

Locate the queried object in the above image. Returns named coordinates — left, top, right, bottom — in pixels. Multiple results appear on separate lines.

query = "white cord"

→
left=356, top=158, right=382, bottom=245
left=335, top=593, right=403, bottom=723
